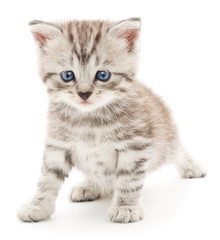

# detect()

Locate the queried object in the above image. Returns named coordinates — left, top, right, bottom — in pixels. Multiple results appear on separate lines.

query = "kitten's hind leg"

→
left=70, top=179, right=101, bottom=202
left=173, top=146, right=207, bottom=178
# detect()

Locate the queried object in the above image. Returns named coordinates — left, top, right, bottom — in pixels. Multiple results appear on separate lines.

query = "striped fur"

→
left=17, top=18, right=206, bottom=223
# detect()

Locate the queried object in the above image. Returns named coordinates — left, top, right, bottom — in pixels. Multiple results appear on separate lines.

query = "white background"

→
left=0, top=0, right=219, bottom=239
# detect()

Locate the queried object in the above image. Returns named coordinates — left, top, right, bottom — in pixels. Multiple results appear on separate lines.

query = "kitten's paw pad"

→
left=70, top=186, right=100, bottom=202
left=182, top=164, right=207, bottom=178
left=108, top=206, right=143, bottom=223
left=17, top=200, right=54, bottom=222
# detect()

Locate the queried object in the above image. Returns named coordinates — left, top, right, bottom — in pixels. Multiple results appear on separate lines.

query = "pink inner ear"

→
left=121, top=29, right=139, bottom=51
left=33, top=32, right=51, bottom=45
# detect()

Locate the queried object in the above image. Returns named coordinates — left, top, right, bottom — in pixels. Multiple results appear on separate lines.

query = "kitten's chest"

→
left=74, top=140, right=117, bottom=174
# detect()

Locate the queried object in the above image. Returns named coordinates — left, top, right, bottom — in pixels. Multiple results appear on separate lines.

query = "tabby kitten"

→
left=17, top=18, right=206, bottom=223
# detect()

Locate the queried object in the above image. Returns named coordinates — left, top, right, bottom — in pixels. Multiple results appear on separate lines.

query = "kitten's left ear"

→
left=109, top=18, right=141, bottom=52
left=29, top=20, right=62, bottom=47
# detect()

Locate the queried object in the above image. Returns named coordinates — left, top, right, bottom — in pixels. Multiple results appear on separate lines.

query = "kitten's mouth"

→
left=80, top=101, right=92, bottom=105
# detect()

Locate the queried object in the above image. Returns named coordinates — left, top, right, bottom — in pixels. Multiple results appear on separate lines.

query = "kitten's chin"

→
left=61, top=98, right=103, bottom=112
left=73, top=98, right=116, bottom=113
left=76, top=101, right=98, bottom=112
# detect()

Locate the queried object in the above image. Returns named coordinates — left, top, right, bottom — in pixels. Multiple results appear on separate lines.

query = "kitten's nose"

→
left=77, top=91, right=92, bottom=100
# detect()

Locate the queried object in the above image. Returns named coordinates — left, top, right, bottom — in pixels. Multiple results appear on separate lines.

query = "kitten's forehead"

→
left=67, top=20, right=109, bottom=45
left=61, top=20, right=112, bottom=66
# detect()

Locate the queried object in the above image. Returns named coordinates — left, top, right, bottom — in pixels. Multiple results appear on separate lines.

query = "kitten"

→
left=17, top=18, right=206, bottom=223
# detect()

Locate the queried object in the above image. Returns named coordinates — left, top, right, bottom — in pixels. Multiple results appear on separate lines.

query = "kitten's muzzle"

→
left=77, top=91, right=92, bottom=100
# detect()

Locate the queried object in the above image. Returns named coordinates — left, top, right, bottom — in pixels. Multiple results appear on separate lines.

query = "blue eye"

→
left=95, top=71, right=111, bottom=81
left=61, top=71, right=75, bottom=82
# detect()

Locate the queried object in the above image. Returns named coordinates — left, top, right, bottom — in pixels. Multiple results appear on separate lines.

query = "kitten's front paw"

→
left=181, top=163, right=207, bottom=179
left=17, top=199, right=55, bottom=222
left=70, top=185, right=100, bottom=202
left=108, top=205, right=143, bottom=223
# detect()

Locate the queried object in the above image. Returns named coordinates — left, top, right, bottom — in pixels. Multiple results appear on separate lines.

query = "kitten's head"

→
left=29, top=18, right=141, bottom=111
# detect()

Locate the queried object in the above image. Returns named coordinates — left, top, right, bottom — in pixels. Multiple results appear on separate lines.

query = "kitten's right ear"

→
left=29, top=20, right=62, bottom=47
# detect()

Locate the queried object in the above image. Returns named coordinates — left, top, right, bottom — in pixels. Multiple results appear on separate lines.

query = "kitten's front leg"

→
left=108, top=149, right=147, bottom=223
left=17, top=144, right=74, bottom=222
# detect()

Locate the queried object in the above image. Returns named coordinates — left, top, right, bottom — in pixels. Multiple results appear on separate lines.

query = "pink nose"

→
left=77, top=91, right=92, bottom=100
